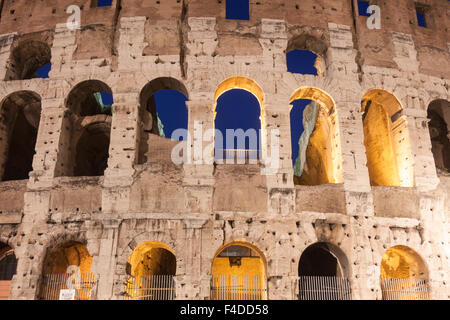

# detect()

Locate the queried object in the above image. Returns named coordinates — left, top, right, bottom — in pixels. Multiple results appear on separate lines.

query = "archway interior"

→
left=361, top=90, right=414, bottom=187
left=0, top=243, right=16, bottom=300
left=0, top=91, right=41, bottom=181
left=214, top=89, right=261, bottom=162
left=42, top=241, right=93, bottom=275
left=0, top=243, right=17, bottom=281
left=427, top=99, right=450, bottom=174
left=58, top=80, right=112, bottom=177
left=298, top=242, right=345, bottom=277
left=138, top=78, right=188, bottom=164
left=380, top=245, right=428, bottom=279
left=211, top=243, right=266, bottom=300
left=380, top=245, right=429, bottom=300
left=126, top=241, right=176, bottom=300
left=213, top=77, right=264, bottom=163
left=6, top=40, right=51, bottom=80
left=127, top=241, right=176, bottom=277
left=290, top=87, right=343, bottom=185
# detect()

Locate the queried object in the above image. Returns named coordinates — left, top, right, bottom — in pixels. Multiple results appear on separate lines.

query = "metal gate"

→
left=210, top=275, right=268, bottom=300
left=39, top=273, right=97, bottom=300
left=125, top=275, right=175, bottom=300
left=380, top=278, right=430, bottom=300
left=298, top=276, right=352, bottom=300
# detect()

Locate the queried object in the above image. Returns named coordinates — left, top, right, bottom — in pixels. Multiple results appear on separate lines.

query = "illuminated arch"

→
left=0, top=242, right=17, bottom=300
left=380, top=245, right=430, bottom=300
left=289, top=87, right=343, bottom=185
left=361, top=89, right=414, bottom=187
left=213, top=77, right=266, bottom=163
left=125, top=241, right=176, bottom=300
left=211, top=241, right=267, bottom=300
left=39, top=241, right=95, bottom=300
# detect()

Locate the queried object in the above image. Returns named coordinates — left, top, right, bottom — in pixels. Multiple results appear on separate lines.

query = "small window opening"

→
left=226, top=0, right=250, bottom=20
left=357, top=0, right=371, bottom=17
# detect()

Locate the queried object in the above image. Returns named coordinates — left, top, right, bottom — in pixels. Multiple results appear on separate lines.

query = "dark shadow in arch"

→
left=6, top=40, right=51, bottom=80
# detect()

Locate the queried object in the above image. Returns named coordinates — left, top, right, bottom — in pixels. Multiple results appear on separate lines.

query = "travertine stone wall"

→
left=0, top=0, right=448, bottom=300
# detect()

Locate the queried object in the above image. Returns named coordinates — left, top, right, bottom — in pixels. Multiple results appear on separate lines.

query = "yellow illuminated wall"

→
left=290, top=87, right=343, bottom=185
left=380, top=245, right=429, bottom=300
left=211, top=242, right=267, bottom=300
left=126, top=241, right=176, bottom=300
left=362, top=90, right=414, bottom=187
left=42, top=242, right=92, bottom=274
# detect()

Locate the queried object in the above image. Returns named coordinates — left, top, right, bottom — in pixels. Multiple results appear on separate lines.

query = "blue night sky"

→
left=36, top=40, right=317, bottom=165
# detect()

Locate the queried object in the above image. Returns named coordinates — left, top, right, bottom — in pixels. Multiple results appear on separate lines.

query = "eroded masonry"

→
left=0, top=0, right=449, bottom=300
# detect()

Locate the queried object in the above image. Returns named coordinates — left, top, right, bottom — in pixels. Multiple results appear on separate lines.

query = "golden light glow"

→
left=380, top=245, right=429, bottom=300
left=362, top=89, right=414, bottom=187
left=212, top=77, right=266, bottom=159
left=42, top=242, right=92, bottom=275
left=126, top=241, right=176, bottom=300
left=290, top=87, right=343, bottom=185
left=211, top=242, right=267, bottom=300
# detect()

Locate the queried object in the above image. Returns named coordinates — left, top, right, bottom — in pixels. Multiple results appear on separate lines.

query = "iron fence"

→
left=210, top=275, right=268, bottom=300
left=125, top=275, right=175, bottom=300
left=39, top=273, right=97, bottom=300
left=380, top=277, right=430, bottom=300
left=298, top=276, right=352, bottom=300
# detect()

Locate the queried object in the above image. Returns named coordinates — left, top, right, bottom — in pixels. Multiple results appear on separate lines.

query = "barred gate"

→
left=125, top=275, right=175, bottom=300
left=39, top=273, right=97, bottom=300
left=298, top=276, right=352, bottom=300
left=210, top=275, right=268, bottom=300
left=380, top=278, right=430, bottom=300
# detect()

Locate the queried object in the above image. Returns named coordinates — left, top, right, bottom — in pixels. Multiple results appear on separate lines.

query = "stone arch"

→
left=66, top=80, right=113, bottom=117
left=0, top=242, right=17, bottom=300
left=361, top=89, right=414, bottom=187
left=380, top=245, right=430, bottom=300
left=298, top=242, right=351, bottom=300
left=298, top=242, right=350, bottom=278
left=38, top=239, right=94, bottom=300
left=289, top=86, right=343, bottom=185
left=213, top=76, right=265, bottom=162
left=56, top=80, right=112, bottom=177
left=427, top=99, right=450, bottom=174
left=286, top=34, right=327, bottom=76
left=210, top=241, right=267, bottom=300
left=5, top=40, right=51, bottom=80
left=124, top=240, right=176, bottom=300
left=137, top=77, right=189, bottom=164
left=0, top=90, right=41, bottom=181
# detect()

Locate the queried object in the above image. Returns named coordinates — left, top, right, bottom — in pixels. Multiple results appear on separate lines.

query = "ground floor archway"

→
left=125, top=241, right=176, bottom=300
left=210, top=242, right=267, bottom=300
left=380, top=245, right=430, bottom=300
left=0, top=243, right=17, bottom=300
left=298, top=242, right=351, bottom=300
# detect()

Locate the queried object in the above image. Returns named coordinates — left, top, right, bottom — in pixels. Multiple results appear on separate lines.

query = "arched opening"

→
left=213, top=77, right=264, bottom=164
left=0, top=243, right=17, bottom=300
left=361, top=90, right=414, bottom=187
left=286, top=34, right=327, bottom=76
left=0, top=91, right=41, bottom=181
left=56, top=80, right=112, bottom=177
left=380, top=245, right=430, bottom=300
left=298, top=242, right=351, bottom=300
left=138, top=77, right=188, bottom=164
left=290, top=87, right=343, bottom=186
left=125, top=241, right=176, bottom=300
left=211, top=242, right=267, bottom=300
left=5, top=40, right=51, bottom=80
left=39, top=241, right=95, bottom=300
left=427, top=99, right=450, bottom=174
